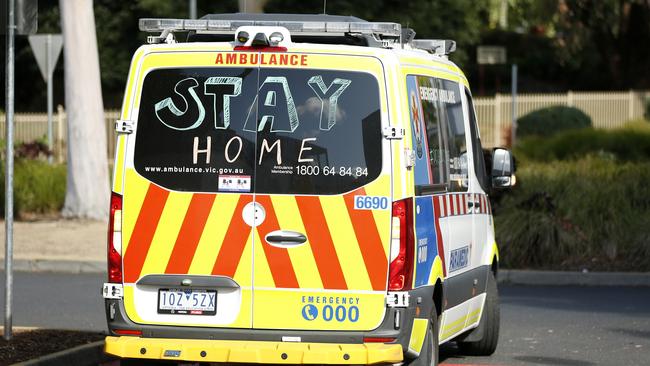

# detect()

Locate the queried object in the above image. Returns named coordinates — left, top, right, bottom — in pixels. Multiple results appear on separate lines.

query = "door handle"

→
left=265, top=230, right=307, bottom=248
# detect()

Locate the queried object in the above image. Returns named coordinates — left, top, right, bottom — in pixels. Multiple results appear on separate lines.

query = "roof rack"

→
left=411, top=39, right=457, bottom=56
left=139, top=14, right=401, bottom=47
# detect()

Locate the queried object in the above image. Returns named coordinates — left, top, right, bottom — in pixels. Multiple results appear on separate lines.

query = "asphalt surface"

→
left=1, top=272, right=649, bottom=365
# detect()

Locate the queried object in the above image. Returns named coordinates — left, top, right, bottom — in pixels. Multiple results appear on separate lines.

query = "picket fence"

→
left=0, top=90, right=648, bottom=160
left=475, top=90, right=650, bottom=147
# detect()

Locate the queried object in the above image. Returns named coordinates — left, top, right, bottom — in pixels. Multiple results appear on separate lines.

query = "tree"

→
left=556, top=0, right=650, bottom=89
left=264, top=0, right=490, bottom=68
left=239, top=0, right=267, bottom=13
left=59, top=0, right=109, bottom=219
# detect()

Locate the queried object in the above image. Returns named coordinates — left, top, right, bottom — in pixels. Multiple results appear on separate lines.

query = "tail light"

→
left=108, top=192, right=123, bottom=283
left=363, top=337, right=396, bottom=343
left=388, top=198, right=414, bottom=291
left=113, top=329, right=142, bottom=336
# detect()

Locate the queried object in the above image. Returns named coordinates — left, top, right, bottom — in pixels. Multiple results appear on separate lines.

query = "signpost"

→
left=28, top=34, right=63, bottom=164
left=477, top=45, right=518, bottom=146
left=4, top=0, right=17, bottom=343
left=4, top=0, right=37, bottom=341
left=477, top=45, right=507, bottom=96
left=511, top=64, right=518, bottom=146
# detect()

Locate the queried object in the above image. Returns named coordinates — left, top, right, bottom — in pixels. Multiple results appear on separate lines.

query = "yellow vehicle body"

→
left=103, top=14, right=501, bottom=365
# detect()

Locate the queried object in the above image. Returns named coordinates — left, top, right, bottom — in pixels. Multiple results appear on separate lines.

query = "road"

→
left=1, top=272, right=649, bottom=365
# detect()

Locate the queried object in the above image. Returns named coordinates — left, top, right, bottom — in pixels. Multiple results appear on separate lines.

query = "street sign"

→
left=29, top=34, right=63, bottom=164
left=28, top=34, right=63, bottom=81
left=477, top=45, right=507, bottom=65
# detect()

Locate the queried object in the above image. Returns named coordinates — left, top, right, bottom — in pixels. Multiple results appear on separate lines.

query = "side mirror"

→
left=491, top=148, right=515, bottom=188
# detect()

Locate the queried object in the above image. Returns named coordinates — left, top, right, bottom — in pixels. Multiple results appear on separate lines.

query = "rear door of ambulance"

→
left=119, top=48, right=392, bottom=332
left=250, top=51, right=392, bottom=331
left=120, top=50, right=259, bottom=329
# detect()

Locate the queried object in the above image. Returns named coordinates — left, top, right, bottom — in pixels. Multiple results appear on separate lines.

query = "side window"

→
left=406, top=75, right=468, bottom=194
left=465, top=89, right=489, bottom=192
left=439, top=79, right=468, bottom=192
left=407, top=75, right=447, bottom=194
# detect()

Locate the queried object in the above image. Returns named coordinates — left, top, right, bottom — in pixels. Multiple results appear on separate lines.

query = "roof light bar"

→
left=139, top=18, right=401, bottom=38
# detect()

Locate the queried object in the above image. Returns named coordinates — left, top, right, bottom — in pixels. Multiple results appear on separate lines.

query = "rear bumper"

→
left=104, top=286, right=435, bottom=362
left=105, top=336, right=403, bottom=364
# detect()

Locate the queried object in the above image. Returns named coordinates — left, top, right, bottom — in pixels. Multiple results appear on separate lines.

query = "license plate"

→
left=157, top=289, right=216, bottom=315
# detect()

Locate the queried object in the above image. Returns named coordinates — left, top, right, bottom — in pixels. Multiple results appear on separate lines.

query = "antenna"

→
left=323, top=0, right=327, bottom=14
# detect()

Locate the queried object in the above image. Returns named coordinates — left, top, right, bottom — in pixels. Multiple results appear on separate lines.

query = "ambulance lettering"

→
left=155, top=75, right=350, bottom=133
left=243, top=76, right=299, bottom=133
left=449, top=245, right=470, bottom=272
left=154, top=78, right=205, bottom=131
left=214, top=53, right=308, bottom=66
left=153, top=75, right=351, bottom=166
left=307, top=75, right=351, bottom=131
left=300, top=295, right=361, bottom=322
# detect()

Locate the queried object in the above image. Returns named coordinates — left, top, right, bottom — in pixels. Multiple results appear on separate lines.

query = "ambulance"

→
left=102, top=13, right=514, bottom=365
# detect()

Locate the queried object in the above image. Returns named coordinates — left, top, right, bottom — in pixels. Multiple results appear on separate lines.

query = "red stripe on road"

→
left=296, top=196, right=348, bottom=290
left=164, top=194, right=216, bottom=274
left=123, top=184, right=169, bottom=283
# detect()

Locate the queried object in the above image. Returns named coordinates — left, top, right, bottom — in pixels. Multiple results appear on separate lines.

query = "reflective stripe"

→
left=444, top=194, right=450, bottom=217
left=188, top=194, right=240, bottom=275
left=343, top=189, right=388, bottom=291
left=123, top=184, right=169, bottom=283
left=255, top=195, right=300, bottom=289
left=431, top=196, right=447, bottom=276
left=408, top=318, right=429, bottom=354
left=165, top=194, right=216, bottom=274
left=211, top=196, right=253, bottom=277
left=296, top=196, right=348, bottom=290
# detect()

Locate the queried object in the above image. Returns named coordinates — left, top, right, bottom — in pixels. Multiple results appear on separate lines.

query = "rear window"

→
left=134, top=66, right=382, bottom=195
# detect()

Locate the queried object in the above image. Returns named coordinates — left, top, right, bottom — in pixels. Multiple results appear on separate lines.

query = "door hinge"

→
left=383, top=126, right=404, bottom=140
left=115, top=119, right=134, bottom=134
left=404, top=148, right=416, bottom=170
left=386, top=291, right=410, bottom=308
left=102, top=283, right=123, bottom=299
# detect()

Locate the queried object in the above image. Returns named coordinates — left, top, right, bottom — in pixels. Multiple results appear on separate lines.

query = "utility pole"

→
left=3, top=0, right=37, bottom=341
left=511, top=64, right=518, bottom=146
left=189, top=0, right=197, bottom=19
left=4, top=0, right=16, bottom=341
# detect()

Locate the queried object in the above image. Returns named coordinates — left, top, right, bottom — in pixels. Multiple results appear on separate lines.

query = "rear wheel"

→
left=459, top=271, right=500, bottom=355
left=407, top=313, right=439, bottom=366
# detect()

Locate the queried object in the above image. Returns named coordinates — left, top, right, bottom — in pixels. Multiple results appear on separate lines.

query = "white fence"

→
left=0, top=90, right=648, bottom=160
left=475, top=90, right=650, bottom=147
left=0, top=107, right=120, bottom=162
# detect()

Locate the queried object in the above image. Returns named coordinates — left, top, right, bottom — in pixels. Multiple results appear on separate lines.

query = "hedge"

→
left=517, top=105, right=592, bottom=138
left=0, top=160, right=66, bottom=217
left=494, top=156, right=650, bottom=271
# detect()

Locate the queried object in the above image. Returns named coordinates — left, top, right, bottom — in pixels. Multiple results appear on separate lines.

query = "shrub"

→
left=0, top=160, right=66, bottom=217
left=516, top=126, right=650, bottom=162
left=494, top=156, right=650, bottom=271
left=516, top=106, right=592, bottom=139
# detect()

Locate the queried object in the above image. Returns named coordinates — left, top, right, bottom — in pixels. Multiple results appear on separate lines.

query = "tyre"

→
left=407, top=313, right=439, bottom=366
left=459, top=270, right=500, bottom=355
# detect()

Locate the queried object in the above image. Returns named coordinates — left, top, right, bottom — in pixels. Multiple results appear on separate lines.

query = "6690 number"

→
left=353, top=196, right=389, bottom=210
